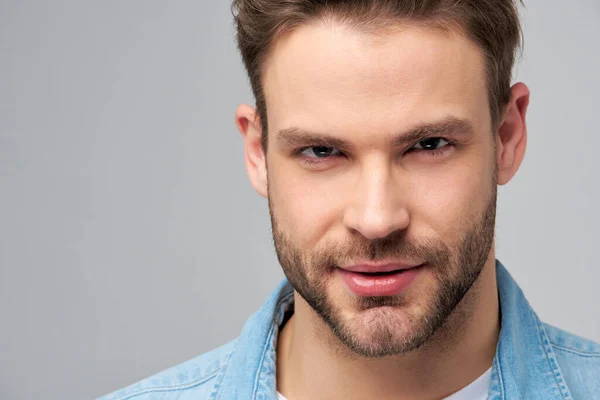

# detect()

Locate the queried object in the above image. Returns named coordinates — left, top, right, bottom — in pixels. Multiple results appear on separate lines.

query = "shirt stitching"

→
left=252, top=318, right=277, bottom=400
left=494, top=351, right=506, bottom=400
left=252, top=292, right=295, bottom=400
left=113, top=371, right=219, bottom=400
left=550, top=343, right=600, bottom=358
left=209, top=338, right=238, bottom=400
left=535, top=315, right=572, bottom=400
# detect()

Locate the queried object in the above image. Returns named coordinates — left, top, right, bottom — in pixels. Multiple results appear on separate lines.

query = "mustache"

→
left=307, top=230, right=451, bottom=268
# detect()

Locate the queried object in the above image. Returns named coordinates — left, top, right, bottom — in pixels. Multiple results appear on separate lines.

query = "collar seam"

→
left=535, top=314, right=573, bottom=399
left=115, top=371, right=220, bottom=400
left=210, top=338, right=239, bottom=400
left=252, top=291, right=295, bottom=400
left=494, top=354, right=506, bottom=400
left=550, top=343, right=600, bottom=358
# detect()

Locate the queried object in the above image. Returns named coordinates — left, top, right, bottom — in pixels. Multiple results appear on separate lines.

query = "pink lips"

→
left=338, top=262, right=423, bottom=297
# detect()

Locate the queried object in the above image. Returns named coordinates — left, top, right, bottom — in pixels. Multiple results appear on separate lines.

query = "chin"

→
left=332, top=302, right=426, bottom=357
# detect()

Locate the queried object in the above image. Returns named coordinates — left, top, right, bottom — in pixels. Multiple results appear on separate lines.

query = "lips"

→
left=358, top=270, right=404, bottom=276
left=342, top=262, right=421, bottom=274
left=338, top=263, right=423, bottom=297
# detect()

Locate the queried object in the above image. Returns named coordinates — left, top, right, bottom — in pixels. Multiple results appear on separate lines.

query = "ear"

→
left=496, top=82, right=530, bottom=185
left=235, top=104, right=268, bottom=198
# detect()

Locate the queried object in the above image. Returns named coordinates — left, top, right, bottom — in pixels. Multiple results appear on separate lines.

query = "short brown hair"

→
left=232, top=0, right=523, bottom=150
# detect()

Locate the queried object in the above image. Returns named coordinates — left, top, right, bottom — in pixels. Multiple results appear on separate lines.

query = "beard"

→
left=268, top=184, right=497, bottom=359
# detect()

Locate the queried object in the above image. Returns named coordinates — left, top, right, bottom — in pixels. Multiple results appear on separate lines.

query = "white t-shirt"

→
left=277, top=367, right=492, bottom=400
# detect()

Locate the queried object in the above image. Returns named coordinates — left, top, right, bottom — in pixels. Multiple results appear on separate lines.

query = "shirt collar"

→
left=488, top=260, right=573, bottom=399
left=213, top=260, right=573, bottom=400
left=213, top=280, right=293, bottom=400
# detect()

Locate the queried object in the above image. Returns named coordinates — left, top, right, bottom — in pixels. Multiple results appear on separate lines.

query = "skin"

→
left=236, top=20, right=529, bottom=400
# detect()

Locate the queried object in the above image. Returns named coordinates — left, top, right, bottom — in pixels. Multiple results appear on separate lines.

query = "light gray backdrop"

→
left=1, top=1, right=599, bottom=399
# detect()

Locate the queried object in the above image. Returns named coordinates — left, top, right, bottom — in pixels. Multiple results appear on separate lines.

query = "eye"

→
left=300, top=146, right=343, bottom=159
left=411, top=137, right=450, bottom=152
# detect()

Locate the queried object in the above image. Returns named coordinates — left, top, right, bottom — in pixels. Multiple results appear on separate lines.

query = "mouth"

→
left=341, top=260, right=423, bottom=274
left=355, top=269, right=411, bottom=276
left=338, top=264, right=424, bottom=297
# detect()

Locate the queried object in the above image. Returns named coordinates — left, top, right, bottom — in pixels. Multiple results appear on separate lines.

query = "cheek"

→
left=408, top=155, right=492, bottom=239
left=268, top=163, right=345, bottom=247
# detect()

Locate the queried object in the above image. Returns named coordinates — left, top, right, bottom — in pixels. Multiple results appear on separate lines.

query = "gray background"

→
left=1, top=1, right=598, bottom=399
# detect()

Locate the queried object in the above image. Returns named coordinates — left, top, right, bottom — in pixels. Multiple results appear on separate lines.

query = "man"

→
left=100, top=0, right=600, bottom=399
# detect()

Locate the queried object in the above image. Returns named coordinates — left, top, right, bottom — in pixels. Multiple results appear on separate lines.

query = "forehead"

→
left=262, top=21, right=491, bottom=137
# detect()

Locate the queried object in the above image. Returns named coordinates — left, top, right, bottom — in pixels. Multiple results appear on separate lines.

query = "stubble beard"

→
left=269, top=186, right=497, bottom=358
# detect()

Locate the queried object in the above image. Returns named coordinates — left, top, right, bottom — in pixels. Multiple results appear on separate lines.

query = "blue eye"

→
left=300, top=146, right=343, bottom=158
left=412, top=138, right=450, bottom=151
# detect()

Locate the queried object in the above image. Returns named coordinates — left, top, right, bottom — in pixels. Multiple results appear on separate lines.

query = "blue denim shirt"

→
left=99, top=261, right=600, bottom=399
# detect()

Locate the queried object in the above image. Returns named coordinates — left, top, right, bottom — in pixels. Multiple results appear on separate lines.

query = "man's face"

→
left=262, top=22, right=498, bottom=357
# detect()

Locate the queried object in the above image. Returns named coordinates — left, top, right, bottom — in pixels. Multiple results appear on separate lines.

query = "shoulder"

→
left=543, top=323, right=600, bottom=397
left=544, top=323, right=600, bottom=361
left=97, top=340, right=237, bottom=400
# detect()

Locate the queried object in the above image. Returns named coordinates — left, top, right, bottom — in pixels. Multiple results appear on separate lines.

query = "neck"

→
left=276, top=252, right=500, bottom=400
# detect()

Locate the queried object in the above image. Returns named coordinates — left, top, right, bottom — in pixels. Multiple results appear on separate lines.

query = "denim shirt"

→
left=99, top=261, right=600, bottom=400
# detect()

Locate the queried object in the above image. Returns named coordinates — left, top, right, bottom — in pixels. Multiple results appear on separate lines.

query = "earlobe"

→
left=235, top=104, right=268, bottom=198
left=496, top=82, right=530, bottom=185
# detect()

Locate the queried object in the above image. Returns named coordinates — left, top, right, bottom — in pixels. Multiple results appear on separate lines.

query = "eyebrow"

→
left=275, top=116, right=474, bottom=151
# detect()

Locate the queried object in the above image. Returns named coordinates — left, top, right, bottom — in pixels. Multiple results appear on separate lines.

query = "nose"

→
left=342, top=162, right=410, bottom=240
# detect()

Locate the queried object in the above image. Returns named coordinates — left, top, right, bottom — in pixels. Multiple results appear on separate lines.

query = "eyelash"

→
left=294, top=138, right=455, bottom=165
